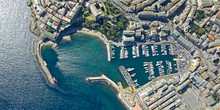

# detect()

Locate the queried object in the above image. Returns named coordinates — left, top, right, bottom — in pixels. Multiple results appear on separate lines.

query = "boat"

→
left=148, top=76, right=151, bottom=80
left=152, top=75, right=155, bottom=79
left=144, top=67, right=147, bottom=69
left=143, top=64, right=148, bottom=66
left=134, top=79, right=138, bottom=82
left=131, top=73, right=136, bottom=77
left=53, top=77, right=58, bottom=84
left=144, top=62, right=148, bottom=64
left=127, top=68, right=134, bottom=72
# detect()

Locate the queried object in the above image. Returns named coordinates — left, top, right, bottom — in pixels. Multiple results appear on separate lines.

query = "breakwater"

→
left=33, top=40, right=57, bottom=86
left=86, top=74, right=120, bottom=93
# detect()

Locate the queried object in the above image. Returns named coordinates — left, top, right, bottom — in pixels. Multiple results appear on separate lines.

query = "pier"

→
left=106, top=42, right=112, bottom=62
left=119, top=66, right=136, bottom=89
left=86, top=74, right=120, bottom=93
left=33, top=40, right=57, bottom=86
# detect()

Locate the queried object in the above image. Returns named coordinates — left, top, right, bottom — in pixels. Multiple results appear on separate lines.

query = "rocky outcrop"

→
left=27, top=0, right=32, bottom=6
left=29, top=19, right=41, bottom=36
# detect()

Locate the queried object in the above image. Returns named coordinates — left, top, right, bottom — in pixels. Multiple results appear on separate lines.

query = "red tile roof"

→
left=208, top=34, right=216, bottom=41
left=54, top=22, right=59, bottom=26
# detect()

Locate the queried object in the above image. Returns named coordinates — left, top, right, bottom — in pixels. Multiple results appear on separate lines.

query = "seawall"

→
left=33, top=40, right=57, bottom=86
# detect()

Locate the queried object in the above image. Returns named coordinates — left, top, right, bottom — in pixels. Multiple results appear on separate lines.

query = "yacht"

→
left=127, top=68, right=134, bottom=72
left=131, top=73, right=136, bottom=77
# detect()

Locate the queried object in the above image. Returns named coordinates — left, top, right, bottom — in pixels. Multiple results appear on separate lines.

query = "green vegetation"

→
left=82, top=8, right=88, bottom=13
left=79, top=4, right=128, bottom=41
left=47, top=26, right=55, bottom=33
left=82, top=15, right=128, bottom=41
left=213, top=93, right=220, bottom=102
left=207, top=13, right=212, bottom=17
left=195, top=10, right=205, bottom=22
left=188, top=83, right=192, bottom=88
left=104, top=2, right=120, bottom=15
left=84, top=12, right=90, bottom=17
left=190, top=23, right=208, bottom=37
left=49, top=19, right=53, bottom=23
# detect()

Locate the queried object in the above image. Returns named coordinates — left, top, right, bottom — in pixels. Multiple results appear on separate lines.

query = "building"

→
left=203, top=88, right=211, bottom=97
left=172, top=29, right=180, bottom=39
left=207, top=47, right=217, bottom=54
left=135, top=31, right=142, bottom=39
left=176, top=80, right=191, bottom=91
left=198, top=0, right=214, bottom=8
left=212, top=53, right=219, bottom=62
left=200, top=38, right=209, bottom=49
left=190, top=58, right=201, bottom=72
left=138, top=11, right=166, bottom=20
left=200, top=72, right=209, bottom=79
left=129, top=21, right=136, bottom=30
left=150, top=29, right=158, bottom=40
left=122, top=35, right=135, bottom=43
left=143, top=87, right=154, bottom=96
left=90, top=3, right=103, bottom=20
left=191, top=73, right=206, bottom=87
left=205, top=95, right=216, bottom=106
left=189, top=33, right=199, bottom=44
left=166, top=0, right=186, bottom=17
left=209, top=40, right=220, bottom=48
left=213, top=84, right=220, bottom=92
left=123, top=30, right=135, bottom=36
left=35, top=5, right=46, bottom=16
left=208, top=33, right=216, bottom=41
left=176, top=35, right=194, bottom=51
left=135, top=0, right=157, bottom=11
left=34, top=0, right=41, bottom=5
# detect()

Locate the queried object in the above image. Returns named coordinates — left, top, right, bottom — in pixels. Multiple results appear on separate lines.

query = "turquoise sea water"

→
left=0, top=0, right=177, bottom=109
left=41, top=33, right=177, bottom=109
left=0, top=0, right=125, bottom=109
left=42, top=34, right=126, bottom=110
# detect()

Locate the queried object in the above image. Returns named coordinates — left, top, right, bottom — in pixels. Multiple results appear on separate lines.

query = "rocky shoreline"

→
left=29, top=19, right=41, bottom=37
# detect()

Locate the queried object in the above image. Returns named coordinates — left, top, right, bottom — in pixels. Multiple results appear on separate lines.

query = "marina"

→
left=111, top=44, right=178, bottom=87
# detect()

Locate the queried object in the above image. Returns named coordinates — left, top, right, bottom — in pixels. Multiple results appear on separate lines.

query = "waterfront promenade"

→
left=33, top=40, right=57, bottom=86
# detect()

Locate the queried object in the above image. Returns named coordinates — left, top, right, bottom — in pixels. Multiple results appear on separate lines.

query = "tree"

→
left=213, top=93, right=220, bottom=102
left=195, top=10, right=205, bottom=21
left=198, top=28, right=206, bottom=36
left=82, top=8, right=88, bottom=13
left=188, top=83, right=192, bottom=88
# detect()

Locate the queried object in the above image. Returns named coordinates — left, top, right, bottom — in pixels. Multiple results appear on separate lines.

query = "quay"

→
left=119, top=66, right=136, bottom=89
left=33, top=40, right=57, bottom=86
